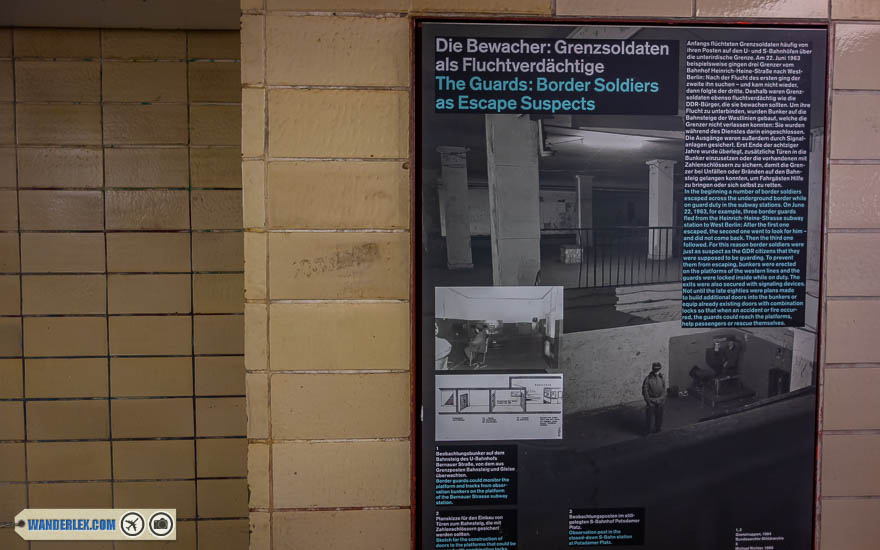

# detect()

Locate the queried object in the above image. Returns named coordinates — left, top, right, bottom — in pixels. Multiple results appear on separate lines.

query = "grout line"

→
left=262, top=10, right=275, bottom=540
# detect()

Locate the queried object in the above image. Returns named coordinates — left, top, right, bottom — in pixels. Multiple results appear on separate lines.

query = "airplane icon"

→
left=125, top=518, right=140, bottom=531
left=120, top=512, right=145, bottom=537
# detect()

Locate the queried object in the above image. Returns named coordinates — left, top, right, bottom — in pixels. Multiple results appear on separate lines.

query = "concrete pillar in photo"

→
left=646, top=159, right=676, bottom=260
left=485, top=114, right=541, bottom=286
left=576, top=174, right=594, bottom=247
left=438, top=146, right=473, bottom=270
left=807, top=128, right=823, bottom=283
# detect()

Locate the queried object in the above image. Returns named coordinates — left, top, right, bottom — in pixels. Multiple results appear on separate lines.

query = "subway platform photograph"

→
left=2, top=1, right=880, bottom=549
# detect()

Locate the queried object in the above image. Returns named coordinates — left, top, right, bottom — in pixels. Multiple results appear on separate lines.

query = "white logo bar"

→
left=15, top=509, right=177, bottom=541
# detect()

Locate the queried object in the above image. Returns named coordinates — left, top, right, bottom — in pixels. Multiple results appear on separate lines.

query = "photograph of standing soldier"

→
left=643, top=362, right=666, bottom=434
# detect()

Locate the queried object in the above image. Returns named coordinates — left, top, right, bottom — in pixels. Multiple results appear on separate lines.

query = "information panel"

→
left=419, top=21, right=824, bottom=550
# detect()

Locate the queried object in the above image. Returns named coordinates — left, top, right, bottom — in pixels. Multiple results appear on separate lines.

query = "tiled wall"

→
left=0, top=28, right=247, bottom=549
left=241, top=1, right=880, bottom=550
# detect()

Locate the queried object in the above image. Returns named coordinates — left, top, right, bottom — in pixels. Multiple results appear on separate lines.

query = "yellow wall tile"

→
left=242, top=88, right=265, bottom=157
left=253, top=514, right=273, bottom=550
left=106, top=189, right=189, bottom=230
left=269, top=302, right=409, bottom=370
left=268, top=231, right=409, bottom=299
left=0, top=147, right=15, bottom=187
left=111, top=357, right=193, bottom=397
left=0, top=401, right=24, bottom=439
left=826, top=300, right=880, bottom=363
left=111, top=398, right=194, bottom=438
left=244, top=303, right=267, bottom=372
left=17, top=147, right=103, bottom=188
left=244, top=232, right=267, bottom=300
left=0, top=443, right=26, bottom=482
left=831, top=94, right=880, bottom=159
left=191, top=104, right=241, bottom=146
left=193, top=232, right=244, bottom=272
left=822, top=434, right=880, bottom=496
left=557, top=0, right=691, bottom=16
left=191, top=147, right=242, bottom=188
left=27, top=441, right=111, bottom=481
left=241, top=15, right=265, bottom=86
left=271, top=373, right=410, bottom=438
left=105, top=147, right=189, bottom=188
left=29, top=482, right=112, bottom=508
left=21, top=274, right=106, bottom=315
left=102, top=61, right=187, bottom=102
left=834, top=24, right=880, bottom=89
left=191, top=189, right=243, bottom=229
left=14, top=29, right=100, bottom=58
left=108, top=274, right=192, bottom=314
left=0, top=189, right=16, bottom=229
left=107, top=232, right=191, bottom=272
left=114, top=481, right=195, bottom=519
left=190, top=61, right=241, bottom=103
left=833, top=0, right=880, bottom=19
left=268, top=89, right=408, bottom=158
left=103, top=104, right=188, bottom=145
left=827, top=233, right=880, bottom=296
left=273, top=440, right=410, bottom=507
left=272, top=509, right=411, bottom=550
left=267, top=161, right=409, bottom=229
left=0, top=60, right=12, bottom=102
left=18, top=190, right=103, bottom=230
left=246, top=373, right=269, bottom=438
left=196, top=397, right=247, bottom=436
left=27, top=400, right=109, bottom=440
left=23, top=317, right=107, bottom=357
left=0, top=318, right=22, bottom=357
left=113, top=440, right=195, bottom=480
left=16, top=104, right=102, bottom=145
left=15, top=61, right=100, bottom=102
left=188, top=31, right=241, bottom=59
left=266, top=15, right=409, bottom=86
left=196, top=356, right=246, bottom=396
left=0, top=104, right=12, bottom=145
left=198, top=520, right=248, bottom=550
left=248, top=443, right=269, bottom=508
left=195, top=314, right=244, bottom=354
left=820, top=499, right=880, bottom=550
left=194, top=273, right=244, bottom=313
left=197, top=478, right=249, bottom=518
left=109, top=316, right=192, bottom=356
left=697, top=0, right=827, bottom=17
left=199, top=438, right=247, bottom=477
left=824, top=367, right=880, bottom=430
left=101, top=30, right=186, bottom=59
left=20, top=233, right=105, bottom=273
left=242, top=161, right=265, bottom=229
left=0, top=359, right=23, bottom=398
left=0, top=275, right=18, bottom=315
left=26, top=358, right=107, bottom=398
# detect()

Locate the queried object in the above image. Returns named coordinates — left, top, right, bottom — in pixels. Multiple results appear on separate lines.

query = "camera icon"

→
left=148, top=512, right=174, bottom=537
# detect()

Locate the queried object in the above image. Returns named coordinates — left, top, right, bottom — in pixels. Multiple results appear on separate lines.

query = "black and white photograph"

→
left=419, top=21, right=825, bottom=550
left=434, top=286, right=563, bottom=370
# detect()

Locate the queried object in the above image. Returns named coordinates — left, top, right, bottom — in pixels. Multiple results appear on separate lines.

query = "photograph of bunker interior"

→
left=434, top=286, right=563, bottom=370
left=421, top=21, right=824, bottom=468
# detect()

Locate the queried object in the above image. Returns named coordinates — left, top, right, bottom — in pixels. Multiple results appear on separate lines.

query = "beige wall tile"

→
left=112, top=398, right=194, bottom=438
left=0, top=359, right=22, bottom=398
left=190, top=61, right=241, bottom=103
left=193, top=232, right=244, bottom=272
left=831, top=94, right=880, bottom=160
left=113, top=440, right=195, bottom=480
left=102, top=61, right=186, bottom=103
left=17, top=104, right=102, bottom=145
left=242, top=88, right=265, bottom=158
left=557, top=0, right=691, bottom=16
left=18, top=190, right=103, bottom=230
left=106, top=189, right=189, bottom=230
left=822, top=434, right=880, bottom=496
left=0, top=29, right=9, bottom=57
left=0, top=401, right=24, bottom=439
left=198, top=438, right=247, bottom=477
left=195, top=314, right=244, bottom=354
left=272, top=373, right=410, bottom=438
left=111, top=357, right=193, bottom=397
left=104, top=104, right=188, bottom=145
left=827, top=233, right=880, bottom=296
left=273, top=440, right=410, bottom=507
left=244, top=232, right=267, bottom=300
left=17, top=147, right=103, bottom=188
left=29, top=482, right=112, bottom=508
left=244, top=303, right=267, bottom=372
left=241, top=14, right=265, bottom=86
left=27, top=400, right=109, bottom=440
left=824, top=367, right=880, bottom=429
left=0, top=443, right=26, bottom=481
left=248, top=442, right=269, bottom=508
left=267, top=161, right=409, bottom=229
left=123, top=521, right=195, bottom=550
left=105, top=147, right=188, bottom=188
left=20, top=233, right=105, bottom=273
left=0, top=147, right=15, bottom=187
left=26, top=358, right=107, bottom=398
left=198, top=478, right=248, bottom=518
left=195, top=356, right=245, bottom=396
left=27, top=441, right=111, bottom=481
left=0, top=318, right=22, bottom=357
left=114, top=481, right=195, bottom=519
left=834, top=24, right=880, bottom=90
left=273, top=509, right=411, bottom=550
left=14, top=29, right=99, bottom=58
left=188, top=31, right=240, bottom=59
left=196, top=397, right=247, bottom=436
left=267, top=0, right=408, bottom=9
left=191, top=105, right=241, bottom=146
left=109, top=273, right=191, bottom=314
left=0, top=189, right=16, bottom=229
left=0, top=275, right=18, bottom=315
left=198, top=520, right=249, bottom=550
left=242, top=162, right=265, bottom=229
left=0, top=484, right=27, bottom=523
left=697, top=0, right=826, bottom=17
left=0, top=60, right=12, bottom=102
left=107, top=232, right=190, bottom=272
left=15, top=61, right=100, bottom=102
left=270, top=302, right=409, bottom=371
left=250, top=513, right=270, bottom=550
left=194, top=273, right=244, bottom=314
left=268, top=89, right=408, bottom=158
left=267, top=15, right=408, bottom=86
left=826, top=300, right=880, bottom=363
left=268, top=232, right=409, bottom=299
left=24, top=317, right=107, bottom=357
left=102, top=30, right=186, bottom=59
left=412, top=0, right=550, bottom=12
left=109, top=316, right=192, bottom=356
left=820, top=498, right=880, bottom=550
left=246, top=373, right=269, bottom=438
left=0, top=104, right=12, bottom=145
left=22, top=274, right=106, bottom=315
left=191, top=148, right=242, bottom=188
left=191, top=189, right=242, bottom=229
left=833, top=0, right=880, bottom=19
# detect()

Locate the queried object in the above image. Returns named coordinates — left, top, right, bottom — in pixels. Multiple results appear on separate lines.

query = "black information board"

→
left=418, top=21, right=825, bottom=550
